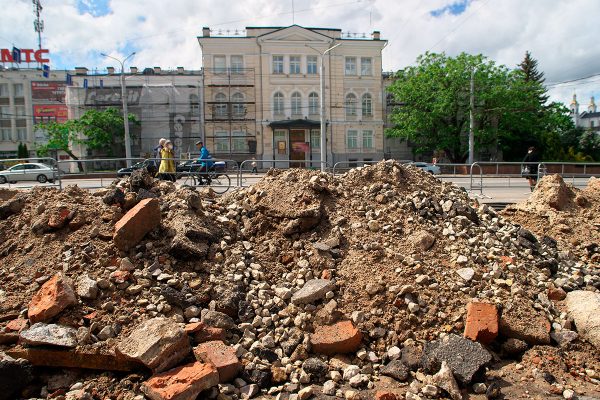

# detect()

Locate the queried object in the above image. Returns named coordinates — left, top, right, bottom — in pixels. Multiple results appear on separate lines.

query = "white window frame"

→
left=347, top=130, right=359, bottom=149
left=362, top=93, right=373, bottom=117
left=289, top=55, right=301, bottom=74
left=0, top=105, right=9, bottom=118
left=362, top=130, right=373, bottom=149
left=273, top=55, right=284, bottom=74
left=16, top=127, right=27, bottom=141
left=231, top=131, right=248, bottom=153
left=213, top=55, right=226, bottom=73
left=215, top=93, right=228, bottom=117
left=291, top=92, right=302, bottom=115
left=360, top=57, right=372, bottom=76
left=345, top=57, right=357, bottom=75
left=310, top=129, right=320, bottom=150
left=13, top=84, right=24, bottom=97
left=273, top=92, right=284, bottom=115
left=231, top=93, right=245, bottom=117
left=307, top=56, right=318, bottom=75
left=308, top=92, right=319, bottom=115
left=345, top=93, right=357, bottom=117
left=0, top=83, right=8, bottom=97
left=0, top=128, right=11, bottom=141
left=230, top=55, right=243, bottom=74
left=15, top=106, right=26, bottom=118
left=215, top=130, right=230, bottom=152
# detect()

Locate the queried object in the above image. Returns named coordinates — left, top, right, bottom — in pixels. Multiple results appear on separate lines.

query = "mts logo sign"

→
left=1, top=49, right=50, bottom=63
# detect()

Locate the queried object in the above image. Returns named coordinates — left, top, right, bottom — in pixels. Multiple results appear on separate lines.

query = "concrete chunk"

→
left=19, top=323, right=77, bottom=348
left=566, top=290, right=600, bottom=349
left=291, top=279, right=334, bottom=305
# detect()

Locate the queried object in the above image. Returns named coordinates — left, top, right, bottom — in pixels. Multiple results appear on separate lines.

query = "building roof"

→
left=581, top=111, right=600, bottom=119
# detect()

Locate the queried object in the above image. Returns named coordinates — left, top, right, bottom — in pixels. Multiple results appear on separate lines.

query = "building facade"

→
left=570, top=94, right=600, bottom=132
left=0, top=67, right=70, bottom=159
left=66, top=67, right=203, bottom=160
left=198, top=25, right=387, bottom=167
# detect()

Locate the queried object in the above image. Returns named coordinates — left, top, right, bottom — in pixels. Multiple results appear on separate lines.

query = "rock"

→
left=463, top=302, right=498, bottom=345
left=116, top=317, right=191, bottom=373
left=302, top=357, right=329, bottom=377
left=47, top=207, right=73, bottom=229
left=550, top=330, right=579, bottom=346
left=298, top=386, right=314, bottom=400
left=0, top=351, right=33, bottom=400
left=547, top=286, right=567, bottom=301
left=375, top=392, right=398, bottom=400
left=456, top=255, right=469, bottom=265
left=310, top=321, right=362, bottom=355
left=499, top=303, right=551, bottom=345
left=19, top=323, right=78, bottom=348
left=367, top=220, right=380, bottom=232
left=323, top=380, right=337, bottom=395
left=28, top=273, right=77, bottom=323
left=291, top=279, right=334, bottom=305
left=102, top=188, right=125, bottom=206
left=97, top=326, right=116, bottom=341
left=429, top=361, right=462, bottom=400
left=6, top=347, right=141, bottom=371
left=201, top=310, right=236, bottom=330
left=76, top=275, right=98, bottom=300
left=113, top=198, right=161, bottom=251
left=565, top=290, right=600, bottom=349
left=411, top=230, right=435, bottom=251
left=241, top=368, right=272, bottom=389
left=194, top=340, right=241, bottom=383
left=0, top=195, right=26, bottom=220
left=240, top=384, right=259, bottom=399
left=141, top=361, right=219, bottom=400
left=421, top=334, right=492, bottom=385
left=421, top=385, right=438, bottom=397
left=380, top=359, right=409, bottom=382
left=456, top=268, right=474, bottom=282
left=501, top=338, right=528, bottom=355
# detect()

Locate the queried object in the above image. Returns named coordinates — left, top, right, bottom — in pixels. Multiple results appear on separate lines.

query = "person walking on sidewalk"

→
left=159, top=140, right=176, bottom=182
left=522, top=146, right=540, bottom=192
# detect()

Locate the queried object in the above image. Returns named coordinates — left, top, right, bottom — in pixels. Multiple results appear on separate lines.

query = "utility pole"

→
left=101, top=52, right=136, bottom=167
left=33, top=0, right=44, bottom=68
left=307, top=43, right=341, bottom=172
left=468, top=67, right=475, bottom=165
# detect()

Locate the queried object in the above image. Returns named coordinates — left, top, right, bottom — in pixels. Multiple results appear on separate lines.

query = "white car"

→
left=0, top=163, right=58, bottom=184
left=411, top=162, right=441, bottom=175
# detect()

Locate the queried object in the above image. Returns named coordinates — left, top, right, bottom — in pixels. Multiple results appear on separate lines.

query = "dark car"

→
left=116, top=160, right=155, bottom=177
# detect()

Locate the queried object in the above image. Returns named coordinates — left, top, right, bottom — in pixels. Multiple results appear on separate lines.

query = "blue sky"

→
left=1, top=0, right=599, bottom=105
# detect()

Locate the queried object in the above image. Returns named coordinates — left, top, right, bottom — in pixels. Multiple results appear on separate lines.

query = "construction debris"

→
left=0, top=162, right=598, bottom=399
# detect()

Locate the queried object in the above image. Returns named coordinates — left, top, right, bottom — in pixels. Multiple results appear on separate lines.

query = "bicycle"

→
left=179, top=161, right=231, bottom=194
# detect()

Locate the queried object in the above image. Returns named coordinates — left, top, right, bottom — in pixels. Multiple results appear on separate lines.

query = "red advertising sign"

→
left=292, top=142, right=310, bottom=152
left=33, top=105, right=68, bottom=123
left=31, top=81, right=66, bottom=101
left=1, top=48, right=49, bottom=63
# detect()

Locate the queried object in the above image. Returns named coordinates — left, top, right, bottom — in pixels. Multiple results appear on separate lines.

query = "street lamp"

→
left=101, top=52, right=136, bottom=166
left=306, top=43, right=341, bottom=172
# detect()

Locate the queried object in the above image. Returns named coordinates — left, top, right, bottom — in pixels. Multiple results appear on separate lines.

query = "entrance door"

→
left=289, top=129, right=307, bottom=168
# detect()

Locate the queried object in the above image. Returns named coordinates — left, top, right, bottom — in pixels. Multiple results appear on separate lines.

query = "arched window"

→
left=232, top=92, right=245, bottom=117
left=308, top=92, right=319, bottom=115
left=291, top=92, right=302, bottom=115
left=215, top=93, right=227, bottom=117
left=273, top=92, right=284, bottom=115
left=345, top=93, right=357, bottom=117
left=362, top=93, right=372, bottom=117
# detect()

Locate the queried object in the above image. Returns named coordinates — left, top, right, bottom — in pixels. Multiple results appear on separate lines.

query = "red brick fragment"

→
left=194, top=340, right=241, bottom=383
left=113, top=198, right=160, bottom=251
left=548, top=286, right=567, bottom=301
left=193, top=326, right=225, bottom=344
left=48, top=207, right=73, bottom=229
left=6, top=318, right=27, bottom=332
left=28, top=274, right=77, bottom=323
left=376, top=391, right=398, bottom=400
left=141, top=362, right=218, bottom=400
left=310, top=320, right=362, bottom=355
left=464, top=302, right=498, bottom=345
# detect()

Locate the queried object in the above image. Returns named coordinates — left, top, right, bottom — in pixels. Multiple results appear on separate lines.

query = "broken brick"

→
left=141, top=362, right=218, bottom=400
left=5, top=318, right=27, bottom=332
left=310, top=320, right=362, bottom=355
left=113, top=198, right=161, bottom=251
left=464, top=302, right=498, bottom=345
left=194, top=340, right=241, bottom=383
left=48, top=207, right=73, bottom=229
left=28, top=274, right=77, bottom=324
left=376, top=391, right=398, bottom=400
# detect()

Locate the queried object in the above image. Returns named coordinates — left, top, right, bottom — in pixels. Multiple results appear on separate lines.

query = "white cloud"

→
left=1, top=0, right=599, bottom=105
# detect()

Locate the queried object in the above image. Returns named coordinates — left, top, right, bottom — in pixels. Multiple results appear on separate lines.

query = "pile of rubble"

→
left=0, top=162, right=599, bottom=400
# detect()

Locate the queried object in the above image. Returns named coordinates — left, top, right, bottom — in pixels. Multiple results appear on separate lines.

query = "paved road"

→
left=1, top=174, right=594, bottom=204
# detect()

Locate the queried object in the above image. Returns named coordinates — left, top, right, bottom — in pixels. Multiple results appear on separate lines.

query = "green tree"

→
left=17, top=142, right=29, bottom=159
left=35, top=107, right=138, bottom=171
left=518, top=51, right=548, bottom=105
left=386, top=52, right=517, bottom=162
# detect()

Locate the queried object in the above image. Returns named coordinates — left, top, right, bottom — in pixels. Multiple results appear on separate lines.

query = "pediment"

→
left=258, top=25, right=332, bottom=44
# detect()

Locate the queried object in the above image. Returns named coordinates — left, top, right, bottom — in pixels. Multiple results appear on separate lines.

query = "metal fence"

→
left=0, top=157, right=60, bottom=189
left=237, top=160, right=330, bottom=187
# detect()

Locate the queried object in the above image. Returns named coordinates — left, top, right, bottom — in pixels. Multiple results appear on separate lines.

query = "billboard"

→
left=31, top=81, right=66, bottom=102
left=84, top=87, right=142, bottom=106
left=33, top=105, right=68, bottom=123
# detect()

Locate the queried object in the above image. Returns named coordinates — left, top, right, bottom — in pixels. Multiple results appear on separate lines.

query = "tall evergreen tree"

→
left=518, top=51, right=549, bottom=105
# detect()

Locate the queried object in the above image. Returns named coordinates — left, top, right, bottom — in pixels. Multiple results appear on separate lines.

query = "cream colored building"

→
left=198, top=25, right=387, bottom=167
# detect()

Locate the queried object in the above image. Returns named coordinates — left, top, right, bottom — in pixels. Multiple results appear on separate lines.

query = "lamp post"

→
left=307, top=43, right=341, bottom=172
left=101, top=52, right=136, bottom=166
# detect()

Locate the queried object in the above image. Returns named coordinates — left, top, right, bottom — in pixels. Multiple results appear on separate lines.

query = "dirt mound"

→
left=1, top=162, right=599, bottom=399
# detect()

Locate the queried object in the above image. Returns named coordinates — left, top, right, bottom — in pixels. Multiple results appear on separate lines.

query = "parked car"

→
left=116, top=160, right=155, bottom=177
left=0, top=163, right=57, bottom=184
left=410, top=162, right=441, bottom=175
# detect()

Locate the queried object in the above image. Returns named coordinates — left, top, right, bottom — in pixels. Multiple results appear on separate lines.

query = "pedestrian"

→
left=159, top=139, right=176, bottom=182
left=149, top=138, right=166, bottom=176
left=522, top=146, right=540, bottom=192
left=251, top=157, right=258, bottom=174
